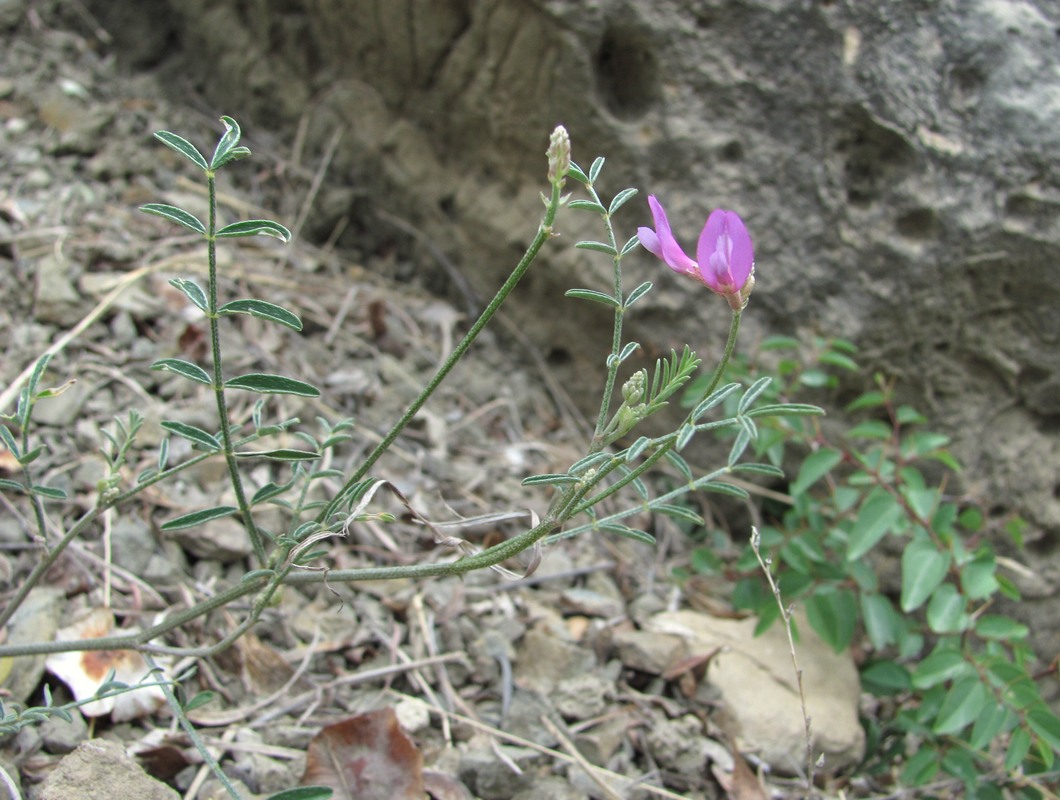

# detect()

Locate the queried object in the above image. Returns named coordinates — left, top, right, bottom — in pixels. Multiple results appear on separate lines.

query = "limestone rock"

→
left=40, top=739, right=179, bottom=800
left=648, top=609, right=865, bottom=775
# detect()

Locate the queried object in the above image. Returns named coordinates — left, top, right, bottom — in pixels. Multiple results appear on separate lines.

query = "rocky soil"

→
left=0, top=4, right=1044, bottom=800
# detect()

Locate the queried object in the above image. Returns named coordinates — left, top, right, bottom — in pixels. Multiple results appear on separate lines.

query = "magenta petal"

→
left=644, top=195, right=698, bottom=275
left=696, top=209, right=754, bottom=293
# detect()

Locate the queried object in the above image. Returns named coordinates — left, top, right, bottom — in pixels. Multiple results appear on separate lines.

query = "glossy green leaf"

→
left=218, top=299, right=302, bottom=330
left=960, top=551, right=999, bottom=599
left=140, top=203, right=206, bottom=235
left=225, top=373, right=320, bottom=397
left=153, top=130, right=209, bottom=171
left=235, top=449, right=319, bottom=461
left=151, top=358, right=212, bottom=385
left=1028, top=706, right=1060, bottom=753
left=912, top=649, right=971, bottom=689
left=564, top=288, right=621, bottom=308
left=926, top=582, right=969, bottom=633
left=861, top=592, right=900, bottom=649
left=848, top=490, right=903, bottom=560
left=160, top=505, right=239, bottom=531
left=160, top=420, right=221, bottom=451
left=215, top=219, right=292, bottom=241
left=900, top=535, right=950, bottom=612
left=804, top=586, right=857, bottom=652
left=934, top=676, right=989, bottom=735
left=790, top=448, right=842, bottom=496
left=169, top=278, right=208, bottom=312
left=975, top=614, right=1029, bottom=640
left=860, top=660, right=912, bottom=696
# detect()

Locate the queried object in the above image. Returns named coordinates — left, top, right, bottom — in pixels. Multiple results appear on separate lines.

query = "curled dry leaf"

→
left=300, top=707, right=425, bottom=800
left=45, top=607, right=168, bottom=721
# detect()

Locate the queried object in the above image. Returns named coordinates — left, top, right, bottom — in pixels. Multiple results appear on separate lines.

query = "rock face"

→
left=91, top=2, right=1059, bottom=624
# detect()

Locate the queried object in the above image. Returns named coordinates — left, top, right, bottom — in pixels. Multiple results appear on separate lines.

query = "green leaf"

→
left=251, top=478, right=298, bottom=505
left=140, top=203, right=206, bottom=235
left=790, top=448, right=842, bottom=496
left=153, top=130, right=209, bottom=171
left=160, top=420, right=221, bottom=451
left=608, top=187, right=638, bottom=215
left=900, top=743, right=939, bottom=786
left=30, top=485, right=68, bottom=500
left=182, top=690, right=217, bottom=712
left=169, top=278, right=208, bottom=312
left=210, top=115, right=244, bottom=169
left=846, top=390, right=886, bottom=411
left=620, top=235, right=641, bottom=256
left=912, top=649, right=971, bottom=689
left=651, top=503, right=704, bottom=526
left=974, top=614, right=1029, bottom=640
left=218, top=299, right=303, bottom=331
left=266, top=789, right=334, bottom=800
left=818, top=351, right=859, bottom=371
left=1027, top=707, right=1060, bottom=753
left=0, top=478, right=25, bottom=493
left=1005, top=727, right=1032, bottom=771
left=745, top=403, right=824, bottom=419
left=575, top=240, right=618, bottom=256
left=694, top=480, right=749, bottom=499
left=926, top=582, right=969, bottom=633
left=235, top=449, right=320, bottom=461
left=861, top=660, right=912, bottom=695
left=691, top=383, right=741, bottom=421
left=624, top=281, right=653, bottom=307
left=738, top=376, right=773, bottom=414
left=663, top=450, right=693, bottom=480
left=847, top=490, right=903, bottom=560
left=900, top=535, right=950, bottom=612
left=845, top=420, right=892, bottom=440
left=564, top=288, right=621, bottom=308
left=960, top=551, right=999, bottom=599
left=160, top=505, right=239, bottom=531
left=861, top=592, right=900, bottom=649
left=970, top=703, right=1013, bottom=750
left=225, top=374, right=320, bottom=397
left=215, top=219, right=292, bottom=241
left=567, top=199, right=607, bottom=213
left=933, top=676, right=989, bottom=735
left=588, top=156, right=605, bottom=183
left=151, top=358, right=212, bottom=386
left=522, top=473, right=580, bottom=487
left=730, top=462, right=785, bottom=478
left=601, top=523, right=655, bottom=545
left=566, top=161, right=590, bottom=184
left=804, top=586, right=857, bottom=652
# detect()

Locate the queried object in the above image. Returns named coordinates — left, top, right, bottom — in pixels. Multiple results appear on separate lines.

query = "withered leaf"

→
left=301, top=707, right=424, bottom=800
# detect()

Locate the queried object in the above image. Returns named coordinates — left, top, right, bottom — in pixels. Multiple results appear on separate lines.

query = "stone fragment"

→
left=611, top=628, right=687, bottom=675
left=648, top=609, right=864, bottom=774
left=40, top=739, right=179, bottom=800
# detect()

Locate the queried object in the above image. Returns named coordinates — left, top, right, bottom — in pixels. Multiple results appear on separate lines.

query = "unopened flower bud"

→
left=622, top=370, right=646, bottom=405
left=547, top=125, right=571, bottom=185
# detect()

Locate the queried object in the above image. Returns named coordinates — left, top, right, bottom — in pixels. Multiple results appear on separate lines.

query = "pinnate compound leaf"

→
left=161, top=505, right=238, bottom=531
left=151, top=358, right=212, bottom=385
left=153, top=130, right=209, bottom=171
left=300, top=708, right=424, bottom=800
left=225, top=373, right=320, bottom=397
left=169, top=278, right=208, bottom=312
left=219, top=299, right=303, bottom=330
left=140, top=203, right=206, bottom=235
left=160, top=420, right=221, bottom=451
left=216, top=219, right=292, bottom=241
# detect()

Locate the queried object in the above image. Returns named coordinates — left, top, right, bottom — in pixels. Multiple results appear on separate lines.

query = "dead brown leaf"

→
left=300, top=707, right=424, bottom=800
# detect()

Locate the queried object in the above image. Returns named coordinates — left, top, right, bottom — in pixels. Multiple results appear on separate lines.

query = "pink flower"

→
left=637, top=195, right=755, bottom=310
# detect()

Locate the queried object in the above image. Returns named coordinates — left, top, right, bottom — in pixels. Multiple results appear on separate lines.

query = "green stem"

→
left=319, top=179, right=567, bottom=524
left=205, top=171, right=266, bottom=566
